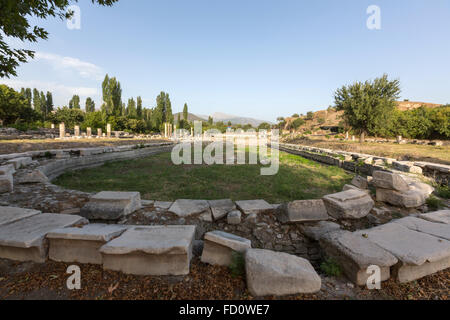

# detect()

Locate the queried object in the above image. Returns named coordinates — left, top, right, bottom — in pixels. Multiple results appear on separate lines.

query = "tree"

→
left=292, top=113, right=300, bottom=118
left=126, top=98, right=137, bottom=118
left=54, top=107, right=84, bottom=128
left=0, top=85, right=39, bottom=125
left=136, top=96, right=143, bottom=119
left=208, top=116, right=213, bottom=125
left=306, top=112, right=314, bottom=120
left=183, top=103, right=188, bottom=121
left=0, top=0, right=118, bottom=78
left=291, top=118, right=305, bottom=130
left=45, top=91, right=53, bottom=115
left=24, top=88, right=32, bottom=108
left=101, top=74, right=122, bottom=116
left=32, top=88, right=40, bottom=112
left=258, top=122, right=271, bottom=131
left=39, top=91, right=46, bottom=118
left=85, top=97, right=95, bottom=113
left=69, top=95, right=81, bottom=109
left=334, top=74, right=400, bottom=142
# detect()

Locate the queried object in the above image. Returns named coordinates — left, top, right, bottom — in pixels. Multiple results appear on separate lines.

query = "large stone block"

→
left=393, top=217, right=450, bottom=241
left=351, top=176, right=369, bottom=189
left=17, top=169, right=48, bottom=184
left=245, top=249, right=321, bottom=297
left=420, top=210, right=450, bottom=224
left=355, top=223, right=450, bottom=283
left=0, top=174, right=13, bottom=193
left=372, top=171, right=409, bottom=192
left=323, top=190, right=374, bottom=220
left=47, top=224, right=128, bottom=264
left=0, top=206, right=41, bottom=226
left=6, top=157, right=33, bottom=169
left=276, top=200, right=329, bottom=223
left=320, top=231, right=398, bottom=286
left=100, top=225, right=196, bottom=276
left=299, top=221, right=341, bottom=241
left=0, top=164, right=15, bottom=176
left=376, top=189, right=426, bottom=208
left=201, top=231, right=251, bottom=266
left=168, top=199, right=210, bottom=217
left=0, top=213, right=88, bottom=263
left=235, top=200, right=273, bottom=215
left=80, top=191, right=142, bottom=220
left=208, top=199, right=236, bottom=221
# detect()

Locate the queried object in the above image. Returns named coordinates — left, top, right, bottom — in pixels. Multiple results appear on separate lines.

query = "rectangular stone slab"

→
left=81, top=191, right=142, bottom=220
left=201, top=231, right=251, bottom=266
left=276, top=200, right=329, bottom=223
left=235, top=200, right=273, bottom=215
left=355, top=223, right=450, bottom=266
left=320, top=230, right=398, bottom=286
left=420, top=210, right=450, bottom=224
left=47, top=224, right=128, bottom=264
left=0, top=206, right=41, bottom=226
left=100, top=226, right=196, bottom=275
left=393, top=217, right=450, bottom=241
left=323, top=190, right=374, bottom=219
left=0, top=213, right=88, bottom=263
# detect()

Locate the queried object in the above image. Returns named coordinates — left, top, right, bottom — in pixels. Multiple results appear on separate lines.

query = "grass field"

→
left=285, top=137, right=450, bottom=165
left=54, top=150, right=352, bottom=203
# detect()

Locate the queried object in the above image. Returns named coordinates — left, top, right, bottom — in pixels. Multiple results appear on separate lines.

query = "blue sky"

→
left=3, top=0, right=450, bottom=122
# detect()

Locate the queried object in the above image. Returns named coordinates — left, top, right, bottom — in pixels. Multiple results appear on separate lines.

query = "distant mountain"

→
left=173, top=112, right=206, bottom=122
left=210, top=112, right=272, bottom=127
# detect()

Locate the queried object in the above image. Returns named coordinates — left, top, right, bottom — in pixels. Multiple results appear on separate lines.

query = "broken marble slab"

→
left=323, top=190, right=374, bottom=220
left=201, top=231, right=251, bottom=266
left=245, top=249, right=322, bottom=297
left=235, top=200, right=273, bottom=215
left=0, top=213, right=88, bottom=263
left=100, top=225, right=196, bottom=276
left=355, top=223, right=450, bottom=283
left=208, top=199, right=236, bottom=221
left=168, top=199, right=210, bottom=217
left=392, top=217, right=450, bottom=241
left=320, top=230, right=398, bottom=286
left=277, top=200, right=329, bottom=223
left=0, top=206, right=41, bottom=226
left=80, top=191, right=142, bottom=220
left=47, top=224, right=129, bottom=264
left=420, top=210, right=450, bottom=225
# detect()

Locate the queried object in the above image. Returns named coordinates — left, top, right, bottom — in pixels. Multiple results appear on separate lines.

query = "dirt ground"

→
left=0, top=258, right=448, bottom=300
left=0, top=139, right=167, bottom=155
left=284, top=137, right=450, bottom=165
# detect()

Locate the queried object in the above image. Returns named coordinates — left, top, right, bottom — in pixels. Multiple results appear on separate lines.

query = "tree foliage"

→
left=334, top=74, right=401, bottom=142
left=0, top=84, right=39, bottom=125
left=0, top=0, right=118, bottom=78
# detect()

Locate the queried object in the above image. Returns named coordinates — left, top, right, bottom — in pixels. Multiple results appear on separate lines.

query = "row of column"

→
left=59, top=123, right=111, bottom=139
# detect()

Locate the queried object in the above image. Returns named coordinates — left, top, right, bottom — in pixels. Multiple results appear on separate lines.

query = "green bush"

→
left=435, top=185, right=450, bottom=199
left=320, top=258, right=342, bottom=277
left=426, top=196, right=444, bottom=210
left=229, top=251, right=245, bottom=278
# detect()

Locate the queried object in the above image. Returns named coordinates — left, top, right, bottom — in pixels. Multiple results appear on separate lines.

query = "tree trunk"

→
left=359, top=131, right=365, bottom=143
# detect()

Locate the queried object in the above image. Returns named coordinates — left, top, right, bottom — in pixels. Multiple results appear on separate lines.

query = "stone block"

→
left=17, top=169, right=49, bottom=184
left=0, top=164, right=15, bottom=176
left=0, top=213, right=88, bottom=263
left=355, top=223, right=450, bottom=283
left=235, top=200, right=273, bottom=215
left=323, top=190, right=374, bottom=219
left=420, top=210, right=450, bottom=224
left=0, top=206, right=41, bottom=226
left=100, top=225, right=196, bottom=276
left=169, top=199, right=210, bottom=217
left=343, top=184, right=370, bottom=193
left=0, top=174, right=13, bottom=193
left=276, top=200, right=329, bottom=223
left=320, top=230, right=398, bottom=286
left=299, top=221, right=341, bottom=241
left=47, top=224, right=128, bottom=264
left=245, top=249, right=321, bottom=297
left=392, top=217, right=450, bottom=241
left=6, top=157, right=32, bottom=169
left=376, top=189, right=426, bottom=208
left=208, top=199, right=236, bottom=221
left=201, top=231, right=251, bottom=266
left=372, top=171, right=409, bottom=192
left=81, top=191, right=142, bottom=220
left=227, top=210, right=242, bottom=225
left=351, top=176, right=369, bottom=189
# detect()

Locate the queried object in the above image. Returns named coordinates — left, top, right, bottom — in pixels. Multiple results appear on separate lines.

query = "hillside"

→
left=173, top=112, right=206, bottom=122
left=281, top=100, right=444, bottom=132
left=211, top=112, right=270, bottom=127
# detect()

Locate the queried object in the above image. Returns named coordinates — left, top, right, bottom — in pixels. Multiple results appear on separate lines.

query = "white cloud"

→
left=35, top=52, right=104, bottom=81
left=1, top=79, right=99, bottom=107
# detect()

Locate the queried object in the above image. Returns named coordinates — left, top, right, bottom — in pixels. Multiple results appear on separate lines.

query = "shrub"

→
left=320, top=258, right=342, bottom=277
left=426, top=196, right=444, bottom=210
left=435, top=185, right=450, bottom=199
left=229, top=251, right=245, bottom=278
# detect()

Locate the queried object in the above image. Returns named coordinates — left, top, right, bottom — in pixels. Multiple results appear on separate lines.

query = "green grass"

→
left=54, top=149, right=352, bottom=203
left=320, top=258, right=343, bottom=277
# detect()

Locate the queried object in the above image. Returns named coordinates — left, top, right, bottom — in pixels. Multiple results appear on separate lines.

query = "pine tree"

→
left=137, top=96, right=143, bottom=119
left=32, top=88, right=40, bottom=112
left=39, top=91, right=46, bottom=119
left=25, top=88, right=32, bottom=108
left=183, top=103, right=188, bottom=121
left=85, top=97, right=95, bottom=113
left=45, top=91, right=53, bottom=115
left=69, top=95, right=81, bottom=109
left=127, top=98, right=137, bottom=118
